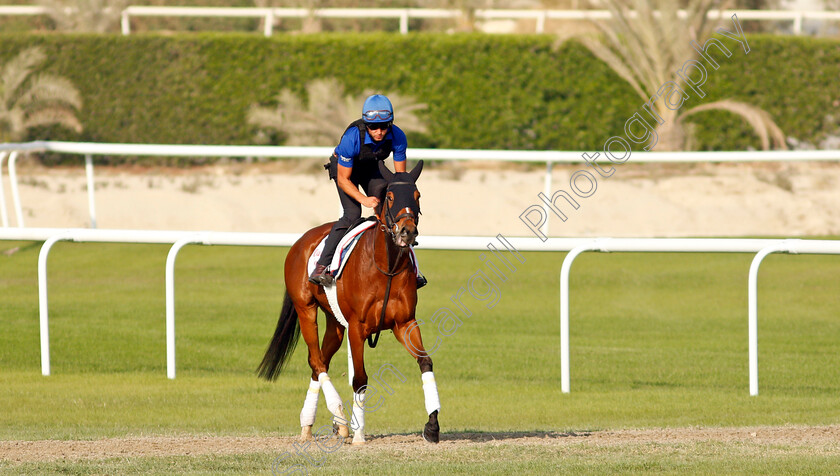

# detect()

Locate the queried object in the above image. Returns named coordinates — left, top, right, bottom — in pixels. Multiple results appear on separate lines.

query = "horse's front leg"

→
left=394, top=319, right=440, bottom=443
left=347, top=320, right=369, bottom=445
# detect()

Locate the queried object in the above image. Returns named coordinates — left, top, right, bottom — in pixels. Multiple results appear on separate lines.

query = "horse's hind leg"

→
left=394, top=320, right=441, bottom=443
left=296, top=304, right=346, bottom=441
left=295, top=303, right=323, bottom=440
left=298, top=378, right=320, bottom=441
left=320, top=312, right=349, bottom=440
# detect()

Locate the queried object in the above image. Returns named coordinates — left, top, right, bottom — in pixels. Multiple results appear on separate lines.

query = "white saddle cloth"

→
left=308, top=220, right=377, bottom=280
left=307, top=219, right=419, bottom=328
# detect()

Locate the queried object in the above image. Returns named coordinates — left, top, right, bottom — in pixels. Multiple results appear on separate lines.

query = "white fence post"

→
left=559, top=240, right=599, bottom=393
left=542, top=161, right=553, bottom=238
left=0, top=152, right=8, bottom=228
left=121, top=9, right=130, bottom=34
left=400, top=10, right=408, bottom=34
left=8, top=151, right=23, bottom=228
left=165, top=235, right=205, bottom=380
left=264, top=9, right=273, bottom=37
left=85, top=154, right=97, bottom=228
left=747, top=240, right=800, bottom=396
left=37, top=233, right=72, bottom=376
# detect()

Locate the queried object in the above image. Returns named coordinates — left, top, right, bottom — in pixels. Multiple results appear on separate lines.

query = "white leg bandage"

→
left=299, top=379, right=321, bottom=428
left=421, top=371, right=441, bottom=415
left=318, top=372, right=344, bottom=419
left=351, top=391, right=366, bottom=444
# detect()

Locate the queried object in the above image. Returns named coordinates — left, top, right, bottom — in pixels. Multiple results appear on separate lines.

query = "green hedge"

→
left=1, top=33, right=838, bottom=163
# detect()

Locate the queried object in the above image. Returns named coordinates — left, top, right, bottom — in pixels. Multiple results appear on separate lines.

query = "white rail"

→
left=8, top=227, right=300, bottom=379
left=557, top=237, right=840, bottom=397
left=2, top=227, right=837, bottom=394
left=112, top=7, right=840, bottom=36
left=2, top=141, right=838, bottom=236
left=0, top=5, right=47, bottom=15
left=3, top=6, right=838, bottom=35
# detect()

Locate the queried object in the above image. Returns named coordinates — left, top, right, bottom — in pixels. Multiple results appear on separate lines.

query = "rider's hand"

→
left=362, top=196, right=380, bottom=209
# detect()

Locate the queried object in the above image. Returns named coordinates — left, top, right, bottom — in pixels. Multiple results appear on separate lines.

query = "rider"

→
left=309, top=94, right=426, bottom=289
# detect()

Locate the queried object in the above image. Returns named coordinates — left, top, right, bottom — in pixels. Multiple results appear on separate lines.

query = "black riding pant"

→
left=317, top=160, right=387, bottom=267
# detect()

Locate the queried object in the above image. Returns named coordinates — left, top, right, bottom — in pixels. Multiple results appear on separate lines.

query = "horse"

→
left=257, top=160, right=440, bottom=445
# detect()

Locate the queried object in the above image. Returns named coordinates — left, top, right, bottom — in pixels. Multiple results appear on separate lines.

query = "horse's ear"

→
left=378, top=161, right=395, bottom=182
left=408, top=160, right=424, bottom=183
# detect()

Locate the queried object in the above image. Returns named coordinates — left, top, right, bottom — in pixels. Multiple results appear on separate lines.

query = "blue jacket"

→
left=334, top=122, right=407, bottom=168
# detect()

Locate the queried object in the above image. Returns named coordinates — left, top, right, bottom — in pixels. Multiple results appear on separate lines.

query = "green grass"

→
left=1, top=239, right=839, bottom=473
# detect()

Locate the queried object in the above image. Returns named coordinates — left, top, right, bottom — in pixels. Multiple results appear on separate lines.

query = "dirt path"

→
left=3, top=426, right=840, bottom=462
left=7, top=161, right=840, bottom=237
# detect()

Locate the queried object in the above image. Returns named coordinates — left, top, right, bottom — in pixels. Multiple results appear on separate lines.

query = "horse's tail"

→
left=257, top=290, right=301, bottom=381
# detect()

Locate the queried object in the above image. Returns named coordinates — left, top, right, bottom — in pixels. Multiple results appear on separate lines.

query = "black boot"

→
left=308, top=263, right=334, bottom=286
left=416, top=272, right=428, bottom=289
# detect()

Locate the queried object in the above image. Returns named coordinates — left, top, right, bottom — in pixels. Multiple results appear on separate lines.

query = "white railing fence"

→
left=2, top=6, right=839, bottom=35
left=2, top=226, right=838, bottom=396
left=556, top=237, right=840, bottom=397
left=2, top=141, right=839, bottom=236
left=117, top=8, right=840, bottom=36
left=2, top=141, right=839, bottom=391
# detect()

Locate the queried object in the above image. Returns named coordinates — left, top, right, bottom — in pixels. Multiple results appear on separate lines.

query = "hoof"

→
left=333, top=422, right=350, bottom=439
left=300, top=425, right=313, bottom=441
left=423, top=410, right=440, bottom=444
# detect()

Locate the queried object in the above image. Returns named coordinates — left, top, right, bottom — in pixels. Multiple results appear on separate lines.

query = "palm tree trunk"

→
left=653, top=107, right=685, bottom=151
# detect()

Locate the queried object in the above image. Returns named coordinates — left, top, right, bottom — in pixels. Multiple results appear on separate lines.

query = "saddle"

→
left=307, top=217, right=419, bottom=282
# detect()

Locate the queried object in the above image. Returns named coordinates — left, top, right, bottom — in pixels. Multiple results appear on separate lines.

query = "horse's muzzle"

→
left=394, top=224, right=418, bottom=248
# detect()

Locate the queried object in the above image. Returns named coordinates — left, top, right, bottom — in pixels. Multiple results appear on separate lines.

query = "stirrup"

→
left=309, top=264, right=334, bottom=286
left=416, top=273, right=428, bottom=289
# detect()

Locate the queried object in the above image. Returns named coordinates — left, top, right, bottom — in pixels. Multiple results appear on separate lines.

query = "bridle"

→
left=381, top=181, right=419, bottom=238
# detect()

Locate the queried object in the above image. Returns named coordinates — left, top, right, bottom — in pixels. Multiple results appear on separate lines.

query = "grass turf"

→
left=1, top=238, right=839, bottom=472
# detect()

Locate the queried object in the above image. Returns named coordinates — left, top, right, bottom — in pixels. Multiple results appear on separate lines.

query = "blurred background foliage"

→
left=0, top=1, right=838, bottom=165
left=0, top=33, right=838, bottom=165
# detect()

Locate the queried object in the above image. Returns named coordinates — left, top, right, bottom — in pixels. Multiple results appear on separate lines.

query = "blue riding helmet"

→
left=362, top=94, right=394, bottom=124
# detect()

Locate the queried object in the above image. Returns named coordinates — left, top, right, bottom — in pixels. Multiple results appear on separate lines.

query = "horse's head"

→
left=377, top=160, right=423, bottom=248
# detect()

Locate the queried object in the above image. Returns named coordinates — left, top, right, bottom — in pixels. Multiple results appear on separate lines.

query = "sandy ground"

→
left=3, top=160, right=840, bottom=238
left=2, top=426, right=839, bottom=462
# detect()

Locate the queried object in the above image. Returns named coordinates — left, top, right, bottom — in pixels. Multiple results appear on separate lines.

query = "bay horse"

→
left=257, top=160, right=440, bottom=445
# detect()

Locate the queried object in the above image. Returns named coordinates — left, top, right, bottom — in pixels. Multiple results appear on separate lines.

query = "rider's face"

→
left=366, top=123, right=389, bottom=142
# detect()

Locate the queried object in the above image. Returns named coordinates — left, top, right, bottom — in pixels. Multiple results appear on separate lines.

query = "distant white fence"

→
left=1, top=226, right=838, bottom=396
left=2, top=6, right=838, bottom=35
left=2, top=141, right=839, bottom=235
left=115, top=8, right=840, bottom=36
